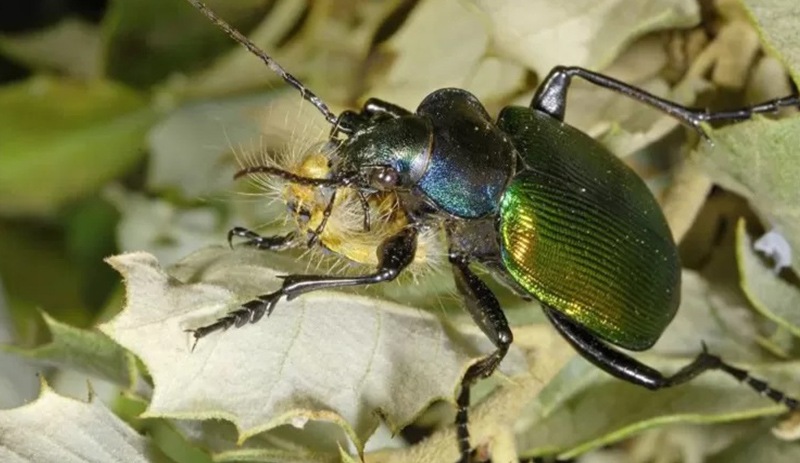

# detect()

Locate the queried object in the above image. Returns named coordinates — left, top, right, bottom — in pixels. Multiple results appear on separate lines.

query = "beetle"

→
left=184, top=1, right=800, bottom=460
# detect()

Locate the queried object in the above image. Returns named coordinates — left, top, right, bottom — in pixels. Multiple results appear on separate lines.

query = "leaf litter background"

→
left=1, top=0, right=800, bottom=462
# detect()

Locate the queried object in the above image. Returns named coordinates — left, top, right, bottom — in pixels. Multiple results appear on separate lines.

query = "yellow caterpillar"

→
left=240, top=137, right=447, bottom=279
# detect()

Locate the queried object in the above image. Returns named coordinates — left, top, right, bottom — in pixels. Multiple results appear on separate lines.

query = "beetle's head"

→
left=333, top=115, right=433, bottom=193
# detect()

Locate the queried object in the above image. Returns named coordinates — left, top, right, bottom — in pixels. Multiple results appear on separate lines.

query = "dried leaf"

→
left=0, top=384, right=149, bottom=462
left=100, top=250, right=526, bottom=453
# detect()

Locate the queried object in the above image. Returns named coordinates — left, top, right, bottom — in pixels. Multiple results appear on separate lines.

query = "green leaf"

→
left=698, top=116, right=800, bottom=270
left=144, top=419, right=214, bottom=463
left=740, top=0, right=800, bottom=81
left=0, top=18, right=102, bottom=79
left=0, top=76, right=155, bottom=217
left=176, top=418, right=353, bottom=462
left=2, top=312, right=136, bottom=388
left=64, top=197, right=122, bottom=311
left=708, top=421, right=800, bottom=463
left=102, top=0, right=271, bottom=88
left=736, top=219, right=800, bottom=337
left=99, top=249, right=527, bottom=454
left=0, top=383, right=150, bottom=462
left=0, top=222, right=91, bottom=336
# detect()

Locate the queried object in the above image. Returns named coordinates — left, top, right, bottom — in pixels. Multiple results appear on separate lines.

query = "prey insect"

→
left=184, top=1, right=800, bottom=461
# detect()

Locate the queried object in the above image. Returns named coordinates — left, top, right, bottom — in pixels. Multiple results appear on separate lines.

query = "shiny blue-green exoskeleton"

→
left=185, top=1, right=800, bottom=461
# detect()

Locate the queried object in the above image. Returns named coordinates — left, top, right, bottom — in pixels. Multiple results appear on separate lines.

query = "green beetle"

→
left=184, top=1, right=800, bottom=461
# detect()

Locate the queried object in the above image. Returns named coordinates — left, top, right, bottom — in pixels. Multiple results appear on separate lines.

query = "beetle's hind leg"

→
left=532, top=65, right=799, bottom=137
left=450, top=253, right=513, bottom=463
left=188, top=227, right=418, bottom=344
left=545, top=305, right=799, bottom=410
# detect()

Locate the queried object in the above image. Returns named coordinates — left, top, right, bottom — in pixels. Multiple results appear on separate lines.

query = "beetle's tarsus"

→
left=245, top=296, right=278, bottom=324
left=713, top=356, right=800, bottom=411
left=188, top=301, right=274, bottom=346
left=455, top=383, right=472, bottom=462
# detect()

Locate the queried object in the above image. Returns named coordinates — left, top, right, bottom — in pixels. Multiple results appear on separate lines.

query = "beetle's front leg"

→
left=189, top=227, right=418, bottom=342
left=533, top=65, right=799, bottom=135
left=361, top=97, right=413, bottom=119
left=333, top=98, right=413, bottom=136
left=450, top=253, right=513, bottom=463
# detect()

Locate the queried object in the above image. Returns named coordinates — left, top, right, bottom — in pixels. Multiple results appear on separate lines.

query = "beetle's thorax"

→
left=414, top=88, right=518, bottom=219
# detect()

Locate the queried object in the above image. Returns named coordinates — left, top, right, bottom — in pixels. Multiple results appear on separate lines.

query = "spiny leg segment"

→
left=188, top=227, right=418, bottom=345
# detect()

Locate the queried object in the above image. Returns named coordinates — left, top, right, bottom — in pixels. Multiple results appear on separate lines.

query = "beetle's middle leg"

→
left=450, top=253, right=513, bottom=463
left=189, top=226, right=418, bottom=341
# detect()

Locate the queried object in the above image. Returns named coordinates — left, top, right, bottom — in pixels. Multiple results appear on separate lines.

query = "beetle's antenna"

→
left=185, top=0, right=339, bottom=126
left=234, top=165, right=342, bottom=187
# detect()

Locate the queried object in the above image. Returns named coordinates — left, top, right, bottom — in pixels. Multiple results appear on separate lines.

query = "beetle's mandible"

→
left=184, top=1, right=800, bottom=461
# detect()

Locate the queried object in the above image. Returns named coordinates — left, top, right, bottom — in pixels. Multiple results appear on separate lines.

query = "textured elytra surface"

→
left=498, top=108, right=680, bottom=350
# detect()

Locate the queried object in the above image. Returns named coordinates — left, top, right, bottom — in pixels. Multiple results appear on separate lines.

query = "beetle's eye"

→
left=369, top=166, right=399, bottom=190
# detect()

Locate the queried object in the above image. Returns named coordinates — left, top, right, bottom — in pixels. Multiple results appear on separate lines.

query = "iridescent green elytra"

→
left=497, top=107, right=681, bottom=351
